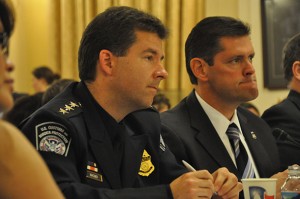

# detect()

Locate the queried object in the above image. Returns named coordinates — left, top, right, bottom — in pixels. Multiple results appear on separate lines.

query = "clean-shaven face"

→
left=112, top=31, right=168, bottom=111
left=206, top=36, right=258, bottom=105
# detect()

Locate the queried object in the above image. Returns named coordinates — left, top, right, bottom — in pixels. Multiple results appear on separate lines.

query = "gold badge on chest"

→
left=139, top=150, right=155, bottom=177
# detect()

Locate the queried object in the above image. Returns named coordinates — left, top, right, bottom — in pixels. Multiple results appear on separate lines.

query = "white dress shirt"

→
left=195, top=91, right=259, bottom=178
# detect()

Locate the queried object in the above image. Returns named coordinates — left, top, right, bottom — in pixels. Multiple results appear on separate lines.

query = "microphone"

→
left=272, top=128, right=300, bottom=147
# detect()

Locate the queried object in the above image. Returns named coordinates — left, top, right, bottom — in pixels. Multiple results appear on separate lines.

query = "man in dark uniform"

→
left=20, top=6, right=242, bottom=199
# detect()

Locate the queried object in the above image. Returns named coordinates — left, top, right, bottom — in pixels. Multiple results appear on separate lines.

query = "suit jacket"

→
left=161, top=91, right=281, bottom=180
left=20, top=82, right=186, bottom=199
left=262, top=90, right=300, bottom=170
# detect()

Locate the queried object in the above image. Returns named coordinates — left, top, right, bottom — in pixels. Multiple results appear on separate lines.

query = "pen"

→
left=182, top=160, right=196, bottom=171
left=182, top=160, right=218, bottom=196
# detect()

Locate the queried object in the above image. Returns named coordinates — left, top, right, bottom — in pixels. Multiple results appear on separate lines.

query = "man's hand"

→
left=213, top=167, right=242, bottom=199
left=170, top=170, right=215, bottom=199
left=170, top=168, right=242, bottom=199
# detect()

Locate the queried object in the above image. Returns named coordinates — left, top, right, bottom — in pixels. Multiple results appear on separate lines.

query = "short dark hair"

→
left=32, top=66, right=60, bottom=84
left=152, top=93, right=171, bottom=111
left=3, top=92, right=43, bottom=127
left=240, top=102, right=260, bottom=116
left=78, top=6, right=168, bottom=82
left=185, top=16, right=250, bottom=84
left=0, top=0, right=15, bottom=37
left=283, top=33, right=300, bottom=82
left=42, top=79, right=74, bottom=105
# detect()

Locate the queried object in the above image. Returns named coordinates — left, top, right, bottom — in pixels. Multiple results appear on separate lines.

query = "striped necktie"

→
left=226, top=123, right=255, bottom=179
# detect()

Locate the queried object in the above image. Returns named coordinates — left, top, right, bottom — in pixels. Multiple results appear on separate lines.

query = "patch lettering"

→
left=35, top=122, right=71, bottom=156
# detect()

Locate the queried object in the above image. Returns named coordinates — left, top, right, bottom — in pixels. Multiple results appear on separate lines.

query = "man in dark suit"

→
left=161, top=16, right=287, bottom=198
left=20, top=7, right=241, bottom=199
left=262, top=33, right=300, bottom=170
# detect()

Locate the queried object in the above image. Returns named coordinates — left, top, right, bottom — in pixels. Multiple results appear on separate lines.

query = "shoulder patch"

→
left=58, top=101, right=82, bottom=115
left=35, top=122, right=71, bottom=156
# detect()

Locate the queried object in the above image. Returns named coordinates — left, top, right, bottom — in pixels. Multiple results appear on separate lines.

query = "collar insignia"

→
left=160, top=134, right=166, bottom=151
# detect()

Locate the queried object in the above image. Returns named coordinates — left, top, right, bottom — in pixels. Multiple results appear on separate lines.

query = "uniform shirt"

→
left=87, top=84, right=125, bottom=177
left=20, top=81, right=187, bottom=199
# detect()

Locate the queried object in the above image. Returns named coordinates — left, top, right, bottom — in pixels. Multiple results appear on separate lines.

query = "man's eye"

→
left=249, top=56, right=254, bottom=63
left=230, top=58, right=240, bottom=64
left=145, top=56, right=153, bottom=61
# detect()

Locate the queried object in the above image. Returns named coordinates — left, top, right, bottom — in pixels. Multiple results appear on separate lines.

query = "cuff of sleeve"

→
left=166, top=184, right=173, bottom=199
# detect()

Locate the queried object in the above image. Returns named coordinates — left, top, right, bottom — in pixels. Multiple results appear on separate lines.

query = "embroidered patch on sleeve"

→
left=35, top=122, right=72, bottom=156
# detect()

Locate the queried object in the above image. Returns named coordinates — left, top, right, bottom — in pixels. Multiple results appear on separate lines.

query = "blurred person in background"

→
left=4, top=79, right=75, bottom=127
left=32, top=65, right=60, bottom=93
left=152, top=92, right=171, bottom=112
left=41, top=78, right=74, bottom=104
left=3, top=92, right=43, bottom=126
left=7, top=58, right=29, bottom=101
left=240, top=102, right=260, bottom=116
left=262, top=33, right=300, bottom=170
left=0, top=0, right=65, bottom=198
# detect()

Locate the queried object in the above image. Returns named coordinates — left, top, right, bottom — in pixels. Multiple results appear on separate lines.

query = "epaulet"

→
left=45, top=96, right=83, bottom=118
left=56, top=100, right=83, bottom=117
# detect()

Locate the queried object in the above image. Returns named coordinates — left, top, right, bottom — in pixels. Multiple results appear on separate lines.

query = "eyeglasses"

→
left=0, top=32, right=8, bottom=55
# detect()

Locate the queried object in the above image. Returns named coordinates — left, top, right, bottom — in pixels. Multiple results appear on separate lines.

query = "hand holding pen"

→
left=182, top=160, right=218, bottom=196
left=181, top=160, right=242, bottom=199
left=170, top=163, right=216, bottom=199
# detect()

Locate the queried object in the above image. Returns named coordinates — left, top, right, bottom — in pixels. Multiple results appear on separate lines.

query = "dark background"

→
left=261, top=0, right=300, bottom=89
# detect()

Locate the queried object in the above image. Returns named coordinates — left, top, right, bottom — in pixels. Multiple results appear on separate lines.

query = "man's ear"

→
left=190, top=58, right=208, bottom=81
left=292, top=61, right=300, bottom=80
left=98, top=49, right=114, bottom=75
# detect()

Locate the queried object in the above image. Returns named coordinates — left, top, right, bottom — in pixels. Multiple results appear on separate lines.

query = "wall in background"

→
left=8, top=0, right=289, bottom=113
left=10, top=0, right=51, bottom=94
left=165, top=0, right=289, bottom=113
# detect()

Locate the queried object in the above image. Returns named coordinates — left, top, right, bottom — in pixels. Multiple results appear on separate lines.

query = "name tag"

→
left=86, top=171, right=103, bottom=182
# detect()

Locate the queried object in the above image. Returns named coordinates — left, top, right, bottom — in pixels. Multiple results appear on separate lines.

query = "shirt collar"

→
left=195, top=90, right=242, bottom=135
left=82, top=82, right=121, bottom=140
